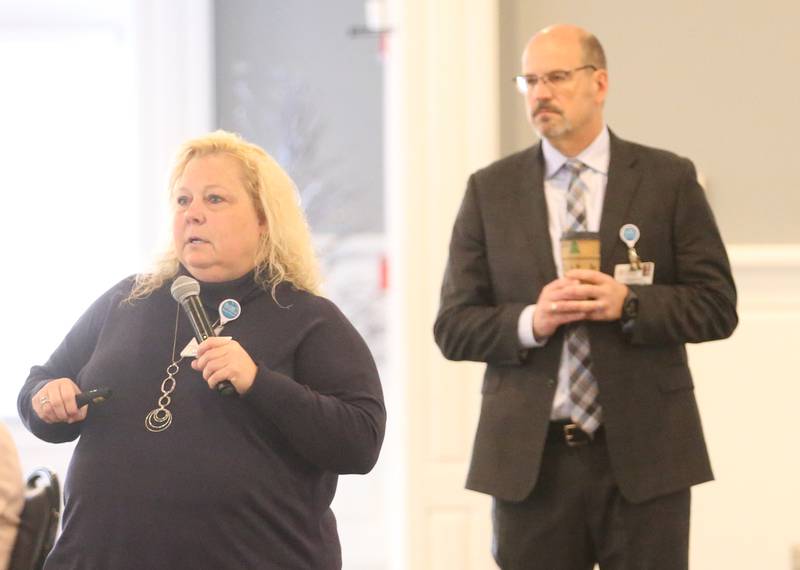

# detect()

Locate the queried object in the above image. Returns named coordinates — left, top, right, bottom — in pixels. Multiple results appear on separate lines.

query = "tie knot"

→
left=565, top=159, right=586, bottom=176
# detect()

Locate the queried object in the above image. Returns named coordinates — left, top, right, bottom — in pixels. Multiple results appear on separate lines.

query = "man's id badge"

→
left=614, top=261, right=655, bottom=285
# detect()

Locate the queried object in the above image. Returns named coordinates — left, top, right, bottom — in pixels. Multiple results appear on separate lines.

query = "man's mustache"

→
left=533, top=104, right=563, bottom=116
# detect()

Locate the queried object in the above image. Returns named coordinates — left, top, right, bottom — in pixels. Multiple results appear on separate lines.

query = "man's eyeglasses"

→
left=513, top=65, right=597, bottom=94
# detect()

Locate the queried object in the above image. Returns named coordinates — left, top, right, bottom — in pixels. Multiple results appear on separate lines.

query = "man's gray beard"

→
left=534, top=118, right=571, bottom=141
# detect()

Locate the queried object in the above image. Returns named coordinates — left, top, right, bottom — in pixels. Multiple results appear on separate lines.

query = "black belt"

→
left=546, top=421, right=605, bottom=447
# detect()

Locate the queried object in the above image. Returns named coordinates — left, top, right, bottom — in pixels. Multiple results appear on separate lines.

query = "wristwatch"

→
left=620, top=288, right=639, bottom=336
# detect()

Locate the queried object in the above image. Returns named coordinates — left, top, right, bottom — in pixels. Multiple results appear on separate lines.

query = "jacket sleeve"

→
left=433, top=174, right=528, bottom=365
left=242, top=299, right=385, bottom=475
left=630, top=159, right=738, bottom=345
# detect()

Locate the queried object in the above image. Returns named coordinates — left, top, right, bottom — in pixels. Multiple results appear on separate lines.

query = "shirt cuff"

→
left=518, top=304, right=548, bottom=348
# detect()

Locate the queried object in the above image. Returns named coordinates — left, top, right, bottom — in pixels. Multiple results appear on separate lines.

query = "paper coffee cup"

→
left=560, top=231, right=601, bottom=272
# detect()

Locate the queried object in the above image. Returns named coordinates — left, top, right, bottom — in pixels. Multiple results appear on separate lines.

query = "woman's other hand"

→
left=33, top=378, right=88, bottom=424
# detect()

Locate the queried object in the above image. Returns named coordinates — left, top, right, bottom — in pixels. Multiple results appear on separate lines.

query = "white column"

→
left=385, top=0, right=501, bottom=567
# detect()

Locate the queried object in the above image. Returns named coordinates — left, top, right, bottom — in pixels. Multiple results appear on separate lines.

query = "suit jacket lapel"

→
left=515, top=143, right=558, bottom=284
left=599, top=133, right=641, bottom=273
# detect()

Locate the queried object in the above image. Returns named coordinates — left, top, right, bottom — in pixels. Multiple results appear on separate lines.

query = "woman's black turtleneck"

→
left=17, top=270, right=385, bottom=570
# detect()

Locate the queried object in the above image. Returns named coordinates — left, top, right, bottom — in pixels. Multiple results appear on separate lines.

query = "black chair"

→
left=9, top=468, right=60, bottom=570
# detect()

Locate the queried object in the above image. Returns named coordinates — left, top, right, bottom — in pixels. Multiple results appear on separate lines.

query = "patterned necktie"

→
left=564, top=159, right=602, bottom=433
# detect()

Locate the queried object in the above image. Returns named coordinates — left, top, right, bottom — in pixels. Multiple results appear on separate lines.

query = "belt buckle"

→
left=563, top=423, right=589, bottom=447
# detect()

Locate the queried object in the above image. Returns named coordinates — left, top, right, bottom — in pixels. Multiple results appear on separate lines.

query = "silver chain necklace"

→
left=144, top=305, right=219, bottom=433
left=145, top=305, right=182, bottom=433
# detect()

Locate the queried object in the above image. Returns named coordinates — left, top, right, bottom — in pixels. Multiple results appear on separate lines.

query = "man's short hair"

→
left=581, top=33, right=607, bottom=70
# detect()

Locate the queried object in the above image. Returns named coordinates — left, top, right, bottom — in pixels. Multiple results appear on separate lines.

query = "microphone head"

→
left=171, top=275, right=201, bottom=303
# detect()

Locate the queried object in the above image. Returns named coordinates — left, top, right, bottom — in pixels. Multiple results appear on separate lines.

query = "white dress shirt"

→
left=516, top=126, right=611, bottom=419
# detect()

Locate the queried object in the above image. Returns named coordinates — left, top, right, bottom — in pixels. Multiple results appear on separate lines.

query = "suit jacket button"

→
left=546, top=378, right=556, bottom=387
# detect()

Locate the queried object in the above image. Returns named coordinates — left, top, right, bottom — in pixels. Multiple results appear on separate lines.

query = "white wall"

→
left=690, top=245, right=800, bottom=568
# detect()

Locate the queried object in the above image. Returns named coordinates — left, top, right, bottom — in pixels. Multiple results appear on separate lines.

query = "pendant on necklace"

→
left=145, top=362, right=178, bottom=433
left=145, top=408, right=172, bottom=432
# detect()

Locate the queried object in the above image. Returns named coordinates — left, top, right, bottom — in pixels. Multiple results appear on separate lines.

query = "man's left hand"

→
left=564, top=269, right=628, bottom=321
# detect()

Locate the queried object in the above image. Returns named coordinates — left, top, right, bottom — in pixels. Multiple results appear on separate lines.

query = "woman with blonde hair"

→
left=18, top=130, right=385, bottom=569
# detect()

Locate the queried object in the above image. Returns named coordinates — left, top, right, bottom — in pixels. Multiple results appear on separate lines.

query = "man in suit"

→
left=433, top=24, right=737, bottom=569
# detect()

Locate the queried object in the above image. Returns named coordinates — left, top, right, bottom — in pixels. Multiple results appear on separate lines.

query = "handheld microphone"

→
left=170, top=275, right=236, bottom=396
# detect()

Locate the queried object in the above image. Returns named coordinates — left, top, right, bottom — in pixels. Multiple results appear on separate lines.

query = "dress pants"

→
left=492, top=430, right=690, bottom=570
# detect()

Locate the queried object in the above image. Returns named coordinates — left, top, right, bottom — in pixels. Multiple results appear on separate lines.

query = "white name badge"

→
left=614, top=262, right=655, bottom=285
left=180, top=336, right=233, bottom=358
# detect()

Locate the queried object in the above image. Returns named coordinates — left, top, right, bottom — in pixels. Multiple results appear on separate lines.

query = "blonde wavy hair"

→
left=129, top=130, right=322, bottom=300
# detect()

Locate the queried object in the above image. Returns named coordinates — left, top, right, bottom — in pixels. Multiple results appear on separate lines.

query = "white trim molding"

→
left=728, top=243, right=800, bottom=268
left=727, top=243, right=800, bottom=311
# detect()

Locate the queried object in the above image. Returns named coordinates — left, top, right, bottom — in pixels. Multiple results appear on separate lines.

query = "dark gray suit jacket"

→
left=433, top=132, right=737, bottom=504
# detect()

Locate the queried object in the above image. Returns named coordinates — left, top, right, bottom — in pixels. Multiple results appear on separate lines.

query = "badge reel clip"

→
left=614, top=224, right=654, bottom=285
left=620, top=224, right=642, bottom=271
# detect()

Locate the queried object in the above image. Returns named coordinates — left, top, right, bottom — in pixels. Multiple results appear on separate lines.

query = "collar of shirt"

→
left=541, top=125, right=611, bottom=179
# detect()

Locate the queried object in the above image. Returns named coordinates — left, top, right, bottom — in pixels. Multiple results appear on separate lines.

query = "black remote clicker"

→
left=76, top=387, right=113, bottom=408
